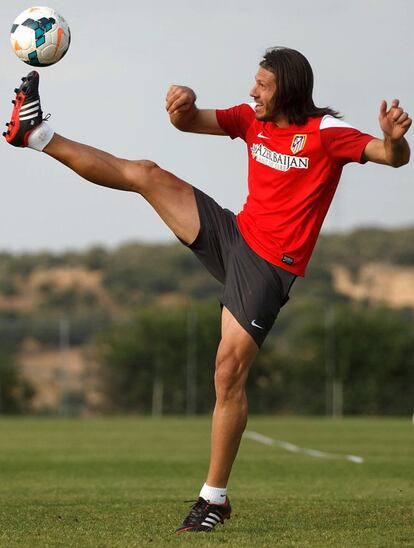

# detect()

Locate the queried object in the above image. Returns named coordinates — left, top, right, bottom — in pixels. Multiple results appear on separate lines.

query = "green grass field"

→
left=0, top=417, right=413, bottom=547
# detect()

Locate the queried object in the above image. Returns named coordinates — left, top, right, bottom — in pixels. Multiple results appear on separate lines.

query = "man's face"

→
left=250, top=67, right=277, bottom=121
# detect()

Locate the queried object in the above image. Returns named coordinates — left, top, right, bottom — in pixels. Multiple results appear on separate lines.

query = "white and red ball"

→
left=10, top=6, right=70, bottom=66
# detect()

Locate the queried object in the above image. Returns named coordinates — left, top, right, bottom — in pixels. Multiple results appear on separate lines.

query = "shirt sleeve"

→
left=216, top=103, right=256, bottom=141
left=320, top=115, right=375, bottom=165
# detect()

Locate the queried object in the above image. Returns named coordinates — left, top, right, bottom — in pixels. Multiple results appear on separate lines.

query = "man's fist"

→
left=166, top=85, right=197, bottom=115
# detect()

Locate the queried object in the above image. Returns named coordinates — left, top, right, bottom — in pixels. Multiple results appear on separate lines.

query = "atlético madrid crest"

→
left=291, top=134, right=307, bottom=154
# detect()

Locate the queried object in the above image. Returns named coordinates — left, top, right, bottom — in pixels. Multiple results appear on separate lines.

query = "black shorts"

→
left=184, top=187, right=296, bottom=348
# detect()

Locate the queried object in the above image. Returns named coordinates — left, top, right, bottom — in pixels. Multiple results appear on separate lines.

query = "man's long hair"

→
left=260, top=47, right=341, bottom=125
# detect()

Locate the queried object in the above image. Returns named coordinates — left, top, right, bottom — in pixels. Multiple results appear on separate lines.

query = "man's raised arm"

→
left=165, top=85, right=227, bottom=135
left=362, top=99, right=411, bottom=167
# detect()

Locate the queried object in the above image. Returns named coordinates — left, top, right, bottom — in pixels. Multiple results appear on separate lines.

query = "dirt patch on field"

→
left=0, top=267, right=118, bottom=314
left=20, top=338, right=105, bottom=414
left=332, top=263, right=414, bottom=308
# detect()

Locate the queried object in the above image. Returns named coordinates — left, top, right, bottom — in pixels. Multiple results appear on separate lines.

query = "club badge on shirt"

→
left=291, top=134, right=307, bottom=154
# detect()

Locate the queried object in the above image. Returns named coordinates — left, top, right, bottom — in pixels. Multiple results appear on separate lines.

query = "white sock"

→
left=27, top=121, right=54, bottom=152
left=199, top=483, right=227, bottom=505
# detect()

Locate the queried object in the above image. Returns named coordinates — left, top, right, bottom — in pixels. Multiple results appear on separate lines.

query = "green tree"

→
left=98, top=300, right=220, bottom=413
left=0, top=351, right=34, bottom=414
left=245, top=300, right=414, bottom=415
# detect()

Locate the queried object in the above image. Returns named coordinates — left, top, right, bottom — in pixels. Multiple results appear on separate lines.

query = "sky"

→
left=0, top=0, right=412, bottom=252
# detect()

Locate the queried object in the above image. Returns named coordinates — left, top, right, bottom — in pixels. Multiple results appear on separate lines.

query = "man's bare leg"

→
left=176, top=307, right=257, bottom=532
left=5, top=72, right=199, bottom=243
left=206, top=306, right=258, bottom=487
left=44, top=134, right=200, bottom=245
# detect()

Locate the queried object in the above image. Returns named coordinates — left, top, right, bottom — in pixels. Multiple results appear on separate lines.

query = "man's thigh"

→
left=139, top=165, right=200, bottom=245
left=220, top=306, right=259, bottom=365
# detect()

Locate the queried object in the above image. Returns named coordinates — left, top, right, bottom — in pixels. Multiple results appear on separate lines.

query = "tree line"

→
left=96, top=298, right=414, bottom=416
left=0, top=225, right=413, bottom=415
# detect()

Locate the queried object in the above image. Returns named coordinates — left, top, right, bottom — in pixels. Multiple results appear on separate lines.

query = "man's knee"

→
left=214, top=353, right=249, bottom=402
left=124, top=159, right=162, bottom=193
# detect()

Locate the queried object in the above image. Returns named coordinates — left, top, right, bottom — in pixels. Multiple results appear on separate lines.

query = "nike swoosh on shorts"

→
left=251, top=320, right=265, bottom=329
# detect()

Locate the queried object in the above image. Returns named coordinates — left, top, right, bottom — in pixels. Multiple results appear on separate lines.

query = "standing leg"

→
left=206, top=306, right=258, bottom=487
left=176, top=307, right=258, bottom=533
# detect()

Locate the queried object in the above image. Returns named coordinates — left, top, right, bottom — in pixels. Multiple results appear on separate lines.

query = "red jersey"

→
left=216, top=104, right=375, bottom=276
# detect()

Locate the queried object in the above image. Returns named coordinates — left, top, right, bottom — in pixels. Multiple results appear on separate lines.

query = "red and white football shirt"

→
left=216, top=104, right=375, bottom=276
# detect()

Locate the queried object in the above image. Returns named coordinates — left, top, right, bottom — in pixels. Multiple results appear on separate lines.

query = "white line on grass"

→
left=244, top=430, right=364, bottom=464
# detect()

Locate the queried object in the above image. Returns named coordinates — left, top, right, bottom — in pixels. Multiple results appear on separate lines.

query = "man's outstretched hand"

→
left=379, top=99, right=412, bottom=141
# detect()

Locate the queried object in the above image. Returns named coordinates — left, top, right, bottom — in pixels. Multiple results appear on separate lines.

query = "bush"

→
left=0, top=351, right=35, bottom=414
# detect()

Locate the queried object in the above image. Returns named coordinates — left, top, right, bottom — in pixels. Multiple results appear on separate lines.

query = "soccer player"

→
left=4, top=47, right=411, bottom=533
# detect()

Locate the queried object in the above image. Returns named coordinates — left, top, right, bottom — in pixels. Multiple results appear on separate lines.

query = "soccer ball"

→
left=10, top=6, right=71, bottom=66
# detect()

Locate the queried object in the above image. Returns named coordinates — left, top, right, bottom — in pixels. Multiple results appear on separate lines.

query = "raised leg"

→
left=44, top=133, right=200, bottom=244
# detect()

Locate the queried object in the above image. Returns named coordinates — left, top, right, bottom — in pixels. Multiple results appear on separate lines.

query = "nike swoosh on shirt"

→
left=251, top=320, right=265, bottom=330
left=257, top=132, right=271, bottom=139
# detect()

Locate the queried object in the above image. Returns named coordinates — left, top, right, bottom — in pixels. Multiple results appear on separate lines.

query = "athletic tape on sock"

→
left=27, top=121, right=54, bottom=152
